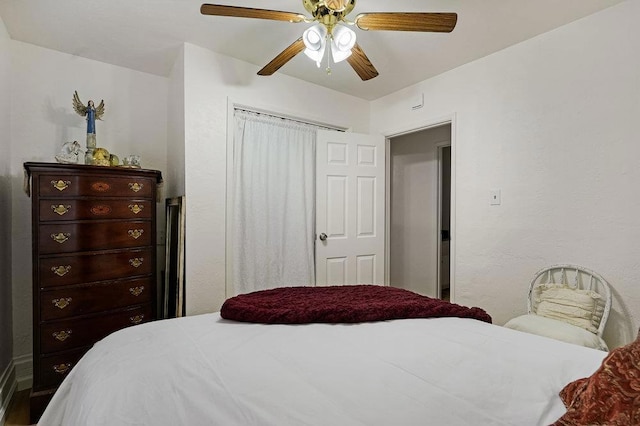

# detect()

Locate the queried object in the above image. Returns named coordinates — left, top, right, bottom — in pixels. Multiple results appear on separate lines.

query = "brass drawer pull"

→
left=52, top=297, right=72, bottom=309
left=128, top=204, right=144, bottom=214
left=51, top=180, right=71, bottom=191
left=52, top=330, right=72, bottom=342
left=128, top=229, right=144, bottom=239
left=52, top=363, right=72, bottom=375
left=51, top=204, right=71, bottom=216
left=129, top=258, right=144, bottom=268
left=50, top=233, right=71, bottom=244
left=51, top=265, right=71, bottom=277
left=130, top=314, right=144, bottom=325
left=129, top=286, right=145, bottom=297
left=128, top=182, right=143, bottom=193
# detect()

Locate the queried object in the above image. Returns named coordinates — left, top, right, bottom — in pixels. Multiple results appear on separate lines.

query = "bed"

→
left=37, top=286, right=616, bottom=426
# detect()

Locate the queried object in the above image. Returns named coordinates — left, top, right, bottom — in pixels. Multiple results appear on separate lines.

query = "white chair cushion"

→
left=504, top=314, right=608, bottom=351
left=535, top=284, right=602, bottom=333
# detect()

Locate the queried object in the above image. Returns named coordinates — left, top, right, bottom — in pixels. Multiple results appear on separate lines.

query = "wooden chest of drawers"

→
left=24, top=162, right=163, bottom=421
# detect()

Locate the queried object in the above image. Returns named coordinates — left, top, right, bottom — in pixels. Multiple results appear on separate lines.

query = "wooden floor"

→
left=4, top=389, right=31, bottom=426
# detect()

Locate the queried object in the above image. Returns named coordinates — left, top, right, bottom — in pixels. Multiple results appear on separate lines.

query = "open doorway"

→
left=439, top=145, right=451, bottom=301
left=387, top=124, right=452, bottom=300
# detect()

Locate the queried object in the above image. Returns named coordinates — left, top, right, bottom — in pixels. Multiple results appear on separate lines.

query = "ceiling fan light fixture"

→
left=303, top=24, right=327, bottom=51
left=304, top=45, right=326, bottom=67
left=330, top=42, right=352, bottom=63
left=303, top=23, right=328, bottom=67
left=332, top=25, right=356, bottom=51
left=202, top=3, right=457, bottom=80
left=330, top=24, right=356, bottom=63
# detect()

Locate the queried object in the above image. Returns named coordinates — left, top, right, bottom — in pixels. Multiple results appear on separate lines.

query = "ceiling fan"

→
left=200, top=0, right=457, bottom=81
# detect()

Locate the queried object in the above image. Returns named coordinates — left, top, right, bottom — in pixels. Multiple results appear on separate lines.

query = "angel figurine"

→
left=72, top=91, right=105, bottom=164
left=55, top=140, right=83, bottom=164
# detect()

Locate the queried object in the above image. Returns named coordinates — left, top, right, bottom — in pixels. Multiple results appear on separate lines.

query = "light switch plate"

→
left=490, top=189, right=501, bottom=205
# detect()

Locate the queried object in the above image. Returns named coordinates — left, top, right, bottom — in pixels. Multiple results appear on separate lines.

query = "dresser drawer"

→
left=37, top=348, right=87, bottom=389
left=39, top=199, right=152, bottom=222
left=39, top=248, right=152, bottom=288
left=38, top=175, right=154, bottom=198
left=39, top=221, right=151, bottom=254
left=41, top=277, right=152, bottom=320
left=40, top=304, right=152, bottom=354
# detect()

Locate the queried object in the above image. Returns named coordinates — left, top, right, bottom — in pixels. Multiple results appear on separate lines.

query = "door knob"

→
left=319, top=233, right=328, bottom=241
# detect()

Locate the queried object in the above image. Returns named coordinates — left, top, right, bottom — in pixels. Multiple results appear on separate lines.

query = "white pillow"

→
left=504, top=314, right=608, bottom=351
left=535, top=285, right=602, bottom=333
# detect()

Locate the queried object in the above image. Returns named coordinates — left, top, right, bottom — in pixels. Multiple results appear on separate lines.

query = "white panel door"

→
left=316, top=131, right=385, bottom=286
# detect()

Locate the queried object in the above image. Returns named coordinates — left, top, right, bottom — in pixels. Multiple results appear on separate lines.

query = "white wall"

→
left=371, top=0, right=640, bottom=349
left=0, top=13, right=14, bottom=413
left=9, top=40, right=169, bottom=363
left=182, top=43, right=370, bottom=315
left=389, top=125, right=450, bottom=297
left=166, top=45, right=185, bottom=199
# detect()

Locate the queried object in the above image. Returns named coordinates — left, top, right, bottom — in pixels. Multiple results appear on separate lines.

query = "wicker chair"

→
left=504, top=264, right=611, bottom=351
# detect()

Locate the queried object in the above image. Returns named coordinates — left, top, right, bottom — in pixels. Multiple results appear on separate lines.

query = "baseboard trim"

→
left=14, top=353, right=33, bottom=391
left=0, top=360, right=17, bottom=425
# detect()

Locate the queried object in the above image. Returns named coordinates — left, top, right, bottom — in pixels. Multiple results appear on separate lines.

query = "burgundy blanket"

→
left=221, top=285, right=492, bottom=324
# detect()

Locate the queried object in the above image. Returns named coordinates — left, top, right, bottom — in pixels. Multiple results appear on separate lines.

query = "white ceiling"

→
left=0, top=0, right=626, bottom=100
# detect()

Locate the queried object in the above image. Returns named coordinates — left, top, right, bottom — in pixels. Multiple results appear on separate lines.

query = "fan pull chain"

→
left=326, top=35, right=332, bottom=75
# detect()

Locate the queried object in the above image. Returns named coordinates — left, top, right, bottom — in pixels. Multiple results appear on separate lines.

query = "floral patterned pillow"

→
left=552, top=330, right=640, bottom=425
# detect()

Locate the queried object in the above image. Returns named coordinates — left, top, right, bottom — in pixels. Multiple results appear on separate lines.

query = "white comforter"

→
left=38, top=314, right=606, bottom=426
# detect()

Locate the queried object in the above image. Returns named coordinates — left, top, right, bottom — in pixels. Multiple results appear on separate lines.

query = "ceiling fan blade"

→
left=257, top=38, right=306, bottom=76
left=346, top=43, right=379, bottom=81
left=200, top=4, right=306, bottom=23
left=355, top=12, right=457, bottom=33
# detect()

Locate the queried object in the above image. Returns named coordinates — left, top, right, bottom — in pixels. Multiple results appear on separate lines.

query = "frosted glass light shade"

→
left=303, top=24, right=328, bottom=67
left=331, top=25, right=356, bottom=63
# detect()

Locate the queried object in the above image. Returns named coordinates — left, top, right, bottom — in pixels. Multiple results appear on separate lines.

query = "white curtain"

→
left=232, top=110, right=317, bottom=295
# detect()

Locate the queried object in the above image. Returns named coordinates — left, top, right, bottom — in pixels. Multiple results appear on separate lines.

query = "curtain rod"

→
left=233, top=106, right=346, bottom=132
